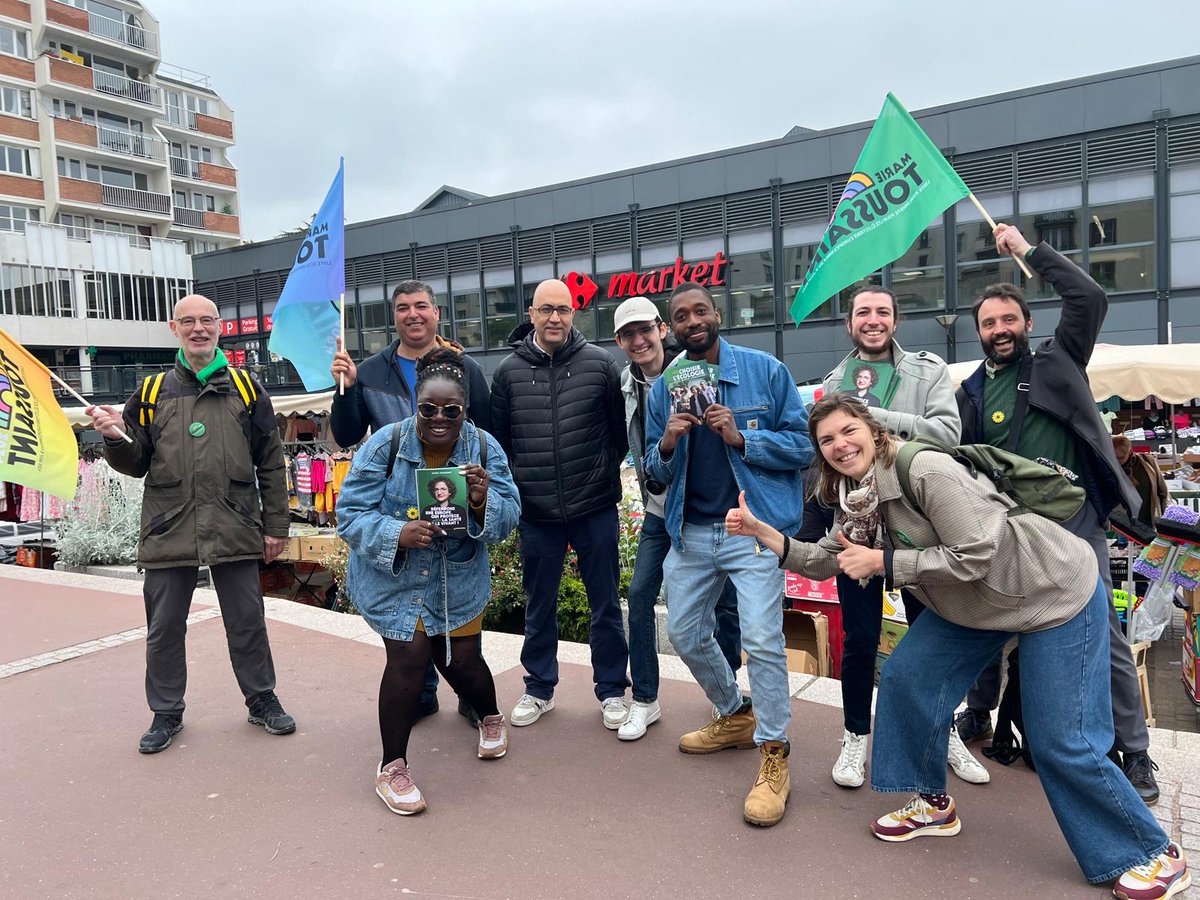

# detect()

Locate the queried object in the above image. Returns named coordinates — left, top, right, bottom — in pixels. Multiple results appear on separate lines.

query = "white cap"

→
left=613, top=296, right=660, bottom=335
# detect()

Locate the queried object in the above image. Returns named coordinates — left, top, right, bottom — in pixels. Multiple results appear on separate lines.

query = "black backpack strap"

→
left=477, top=427, right=489, bottom=470
left=1005, top=353, right=1034, bottom=453
left=385, top=423, right=402, bottom=481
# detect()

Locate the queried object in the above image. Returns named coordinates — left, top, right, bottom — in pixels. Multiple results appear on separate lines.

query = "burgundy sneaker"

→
left=871, top=794, right=961, bottom=842
left=375, top=759, right=426, bottom=816
left=1113, top=842, right=1190, bottom=900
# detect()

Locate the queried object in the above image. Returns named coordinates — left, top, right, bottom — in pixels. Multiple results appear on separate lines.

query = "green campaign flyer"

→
left=417, top=467, right=469, bottom=536
left=840, top=360, right=897, bottom=410
left=665, top=358, right=720, bottom=417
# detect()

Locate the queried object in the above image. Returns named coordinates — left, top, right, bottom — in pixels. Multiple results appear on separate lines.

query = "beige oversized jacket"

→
left=783, top=448, right=1097, bottom=633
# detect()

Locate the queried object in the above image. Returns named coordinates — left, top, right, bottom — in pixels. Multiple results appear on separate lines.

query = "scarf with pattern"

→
left=837, top=465, right=882, bottom=587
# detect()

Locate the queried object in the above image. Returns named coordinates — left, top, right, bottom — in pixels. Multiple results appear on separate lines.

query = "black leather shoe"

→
left=1122, top=751, right=1160, bottom=807
left=458, top=698, right=481, bottom=728
left=953, top=708, right=994, bottom=744
left=247, top=691, right=296, bottom=735
left=415, top=695, right=439, bottom=721
left=139, top=713, right=183, bottom=754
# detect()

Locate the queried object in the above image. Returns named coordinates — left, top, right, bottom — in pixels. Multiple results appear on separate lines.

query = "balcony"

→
left=100, top=184, right=170, bottom=215
left=45, top=1, right=160, bottom=55
left=158, top=107, right=233, bottom=141
left=169, top=156, right=237, bottom=186
left=172, top=206, right=203, bottom=228
left=97, top=125, right=166, bottom=162
left=93, top=69, right=160, bottom=108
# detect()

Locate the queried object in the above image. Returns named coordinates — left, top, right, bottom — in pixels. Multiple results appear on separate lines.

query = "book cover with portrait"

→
left=417, top=467, right=469, bottom=536
left=839, top=360, right=899, bottom=409
left=665, top=358, right=720, bottom=417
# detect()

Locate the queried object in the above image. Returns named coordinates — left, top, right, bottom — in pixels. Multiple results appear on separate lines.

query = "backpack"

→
left=138, top=367, right=258, bottom=426
left=894, top=435, right=1085, bottom=522
left=385, top=422, right=489, bottom=480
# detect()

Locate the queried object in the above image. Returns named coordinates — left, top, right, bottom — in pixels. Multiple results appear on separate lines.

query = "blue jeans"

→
left=628, top=513, right=741, bottom=703
left=872, top=579, right=1168, bottom=884
left=664, top=523, right=790, bottom=744
left=519, top=507, right=630, bottom=702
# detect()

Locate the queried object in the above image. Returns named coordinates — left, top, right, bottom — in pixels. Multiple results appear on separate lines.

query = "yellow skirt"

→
left=415, top=611, right=483, bottom=637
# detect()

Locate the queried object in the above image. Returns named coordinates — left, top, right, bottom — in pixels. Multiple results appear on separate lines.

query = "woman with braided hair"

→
left=337, top=346, right=521, bottom=815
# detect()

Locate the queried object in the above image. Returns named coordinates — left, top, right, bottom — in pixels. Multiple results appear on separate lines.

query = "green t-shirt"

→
left=981, top=361, right=1079, bottom=478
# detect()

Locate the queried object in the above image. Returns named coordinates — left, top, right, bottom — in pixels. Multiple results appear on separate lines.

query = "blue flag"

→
left=268, top=159, right=345, bottom=391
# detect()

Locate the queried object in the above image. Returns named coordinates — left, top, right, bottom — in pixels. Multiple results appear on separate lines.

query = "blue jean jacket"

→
left=643, top=338, right=813, bottom=550
left=336, top=418, right=520, bottom=651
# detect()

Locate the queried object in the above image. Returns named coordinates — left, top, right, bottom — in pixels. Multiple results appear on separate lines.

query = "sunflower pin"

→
left=406, top=507, right=419, bottom=520
left=991, top=411, right=1005, bottom=424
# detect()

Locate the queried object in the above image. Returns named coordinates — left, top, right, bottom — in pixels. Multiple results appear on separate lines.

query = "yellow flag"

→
left=0, top=327, right=78, bottom=500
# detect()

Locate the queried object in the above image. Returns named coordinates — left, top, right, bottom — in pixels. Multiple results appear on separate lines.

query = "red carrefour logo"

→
left=562, top=252, right=727, bottom=303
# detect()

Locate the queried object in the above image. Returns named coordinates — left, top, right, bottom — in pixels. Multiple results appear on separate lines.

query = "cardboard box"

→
left=275, top=537, right=302, bottom=561
left=781, top=609, right=830, bottom=677
left=784, top=571, right=838, bottom=603
left=1183, top=611, right=1200, bottom=706
left=1184, top=586, right=1200, bottom=616
left=878, top=619, right=909, bottom=655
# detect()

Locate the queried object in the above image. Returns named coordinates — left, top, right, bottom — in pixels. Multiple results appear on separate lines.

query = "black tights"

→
left=378, top=630, right=499, bottom=767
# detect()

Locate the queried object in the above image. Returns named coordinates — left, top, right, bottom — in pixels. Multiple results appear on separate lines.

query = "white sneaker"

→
left=601, top=696, right=629, bottom=730
left=947, top=727, right=991, bottom=784
left=832, top=729, right=868, bottom=788
left=618, top=700, right=661, bottom=741
left=510, top=694, right=554, bottom=727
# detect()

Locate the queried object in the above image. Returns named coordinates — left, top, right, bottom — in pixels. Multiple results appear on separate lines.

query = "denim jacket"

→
left=336, top=418, right=520, bottom=650
left=643, top=338, right=813, bottom=549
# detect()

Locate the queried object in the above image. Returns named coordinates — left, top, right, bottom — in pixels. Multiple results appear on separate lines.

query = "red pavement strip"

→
left=0, top=597, right=1108, bottom=898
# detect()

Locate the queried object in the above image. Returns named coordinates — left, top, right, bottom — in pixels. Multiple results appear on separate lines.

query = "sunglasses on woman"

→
left=417, top=402, right=464, bottom=420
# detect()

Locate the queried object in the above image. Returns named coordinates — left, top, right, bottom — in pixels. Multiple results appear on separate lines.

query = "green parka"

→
left=103, top=356, right=289, bottom=569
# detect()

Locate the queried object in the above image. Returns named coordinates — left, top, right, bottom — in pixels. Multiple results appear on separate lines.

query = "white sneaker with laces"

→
left=510, top=694, right=554, bottom=727
left=947, top=727, right=991, bottom=784
left=832, top=729, right=868, bottom=788
left=618, top=700, right=661, bottom=741
left=601, top=696, right=629, bottom=730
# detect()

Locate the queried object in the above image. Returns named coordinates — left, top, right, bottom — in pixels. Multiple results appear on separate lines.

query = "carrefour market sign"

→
left=563, top=251, right=728, bottom=308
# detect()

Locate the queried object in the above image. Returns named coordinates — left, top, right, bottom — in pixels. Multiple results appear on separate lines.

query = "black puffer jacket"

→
left=490, top=323, right=628, bottom=523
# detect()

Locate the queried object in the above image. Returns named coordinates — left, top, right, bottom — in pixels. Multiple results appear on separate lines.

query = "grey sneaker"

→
left=947, top=728, right=991, bottom=784
left=510, top=694, right=554, bottom=727
left=601, top=696, right=629, bottom=730
left=376, top=760, right=426, bottom=815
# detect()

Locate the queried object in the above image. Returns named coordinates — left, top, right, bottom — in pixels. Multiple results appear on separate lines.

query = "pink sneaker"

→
left=1113, top=842, right=1190, bottom=900
left=375, top=759, right=426, bottom=816
left=477, top=714, right=508, bottom=759
left=871, top=794, right=961, bottom=842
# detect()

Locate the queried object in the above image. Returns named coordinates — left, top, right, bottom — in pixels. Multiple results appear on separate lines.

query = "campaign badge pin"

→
left=189, top=422, right=206, bottom=437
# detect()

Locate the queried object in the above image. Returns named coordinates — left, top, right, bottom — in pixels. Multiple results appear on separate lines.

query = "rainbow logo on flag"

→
left=835, top=172, right=875, bottom=206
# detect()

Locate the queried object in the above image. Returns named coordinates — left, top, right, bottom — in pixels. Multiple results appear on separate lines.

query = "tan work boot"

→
left=678, top=703, right=757, bottom=754
left=744, top=740, right=790, bottom=826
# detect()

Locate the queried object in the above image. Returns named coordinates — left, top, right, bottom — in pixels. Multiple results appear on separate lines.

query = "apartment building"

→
left=0, top=0, right=240, bottom=399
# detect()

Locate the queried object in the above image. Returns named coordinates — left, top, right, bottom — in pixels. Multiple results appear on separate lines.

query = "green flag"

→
left=790, top=94, right=971, bottom=325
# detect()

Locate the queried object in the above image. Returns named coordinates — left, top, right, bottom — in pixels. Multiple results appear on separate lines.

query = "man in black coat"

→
left=490, top=279, right=631, bottom=730
left=954, top=223, right=1158, bottom=805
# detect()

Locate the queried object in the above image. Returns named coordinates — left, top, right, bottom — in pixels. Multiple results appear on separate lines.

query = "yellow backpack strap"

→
left=139, top=372, right=166, bottom=426
left=228, top=367, right=255, bottom=411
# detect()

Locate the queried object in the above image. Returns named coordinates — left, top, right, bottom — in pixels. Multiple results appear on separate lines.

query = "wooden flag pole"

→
left=48, top=370, right=133, bottom=443
left=338, top=290, right=345, bottom=396
left=968, top=193, right=1035, bottom=280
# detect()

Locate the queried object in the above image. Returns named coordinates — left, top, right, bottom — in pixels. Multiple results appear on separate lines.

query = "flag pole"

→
left=48, top=369, right=133, bottom=443
left=968, top=193, right=1035, bottom=280
left=338, top=291, right=345, bottom=395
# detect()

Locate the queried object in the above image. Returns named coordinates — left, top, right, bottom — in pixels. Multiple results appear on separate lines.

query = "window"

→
left=452, top=290, right=481, bottom=349
left=56, top=213, right=87, bottom=239
left=782, top=244, right=835, bottom=321
left=484, top=285, right=517, bottom=350
left=0, top=203, right=40, bottom=233
left=891, top=224, right=945, bottom=311
left=0, top=144, right=36, bottom=177
left=0, top=26, right=29, bottom=60
left=727, top=249, right=774, bottom=328
left=1086, top=195, right=1155, bottom=294
left=205, top=195, right=215, bottom=212
left=1, top=86, right=32, bottom=119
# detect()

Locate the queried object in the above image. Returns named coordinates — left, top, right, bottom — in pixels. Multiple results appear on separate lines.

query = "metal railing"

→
left=169, top=155, right=200, bottom=179
left=92, top=69, right=160, bottom=107
left=172, top=207, right=204, bottom=228
left=86, top=10, right=159, bottom=53
left=156, top=63, right=211, bottom=89
left=160, top=106, right=198, bottom=130
left=100, top=184, right=171, bottom=215
left=97, top=125, right=166, bottom=161
left=49, top=220, right=166, bottom=250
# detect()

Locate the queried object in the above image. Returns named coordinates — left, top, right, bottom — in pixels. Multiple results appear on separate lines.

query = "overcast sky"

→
left=151, top=0, right=1200, bottom=243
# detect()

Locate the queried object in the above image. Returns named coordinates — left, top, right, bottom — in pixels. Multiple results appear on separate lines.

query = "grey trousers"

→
left=143, top=559, right=276, bottom=715
left=966, top=503, right=1150, bottom=753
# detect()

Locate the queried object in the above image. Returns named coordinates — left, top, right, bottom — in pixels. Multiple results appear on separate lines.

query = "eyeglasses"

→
left=534, top=305, right=574, bottom=318
left=417, top=402, right=464, bottom=421
left=616, top=324, right=655, bottom=342
left=174, top=316, right=219, bottom=328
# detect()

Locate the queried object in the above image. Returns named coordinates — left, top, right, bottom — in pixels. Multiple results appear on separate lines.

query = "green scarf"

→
left=179, top=347, right=229, bottom=385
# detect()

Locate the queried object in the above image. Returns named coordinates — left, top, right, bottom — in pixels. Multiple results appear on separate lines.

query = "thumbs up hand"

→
left=835, top=530, right=885, bottom=581
left=725, top=490, right=761, bottom=537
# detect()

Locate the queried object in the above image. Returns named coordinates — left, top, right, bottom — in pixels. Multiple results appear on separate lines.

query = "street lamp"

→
left=934, top=312, right=959, bottom=363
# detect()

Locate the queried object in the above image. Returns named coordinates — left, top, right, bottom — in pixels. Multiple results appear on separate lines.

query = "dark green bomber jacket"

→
left=103, top=358, right=289, bottom=569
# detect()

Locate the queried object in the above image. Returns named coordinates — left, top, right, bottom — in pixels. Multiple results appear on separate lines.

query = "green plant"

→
left=55, top=466, right=143, bottom=566
left=319, top=538, right=358, bottom=615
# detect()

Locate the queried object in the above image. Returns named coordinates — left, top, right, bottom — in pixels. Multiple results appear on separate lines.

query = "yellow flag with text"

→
left=0, top=327, right=78, bottom=500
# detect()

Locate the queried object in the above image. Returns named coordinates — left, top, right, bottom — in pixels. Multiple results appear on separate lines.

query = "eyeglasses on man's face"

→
left=534, top=305, right=574, bottom=319
left=174, top=316, right=219, bottom=329
left=417, top=402, right=464, bottom=421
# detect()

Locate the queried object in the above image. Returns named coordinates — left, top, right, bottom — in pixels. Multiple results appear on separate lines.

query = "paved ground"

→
left=1147, top=605, right=1200, bottom=733
left=1, top=567, right=1197, bottom=900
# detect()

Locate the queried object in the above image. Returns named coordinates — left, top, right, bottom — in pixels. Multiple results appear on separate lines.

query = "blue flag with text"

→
left=268, top=159, right=345, bottom=391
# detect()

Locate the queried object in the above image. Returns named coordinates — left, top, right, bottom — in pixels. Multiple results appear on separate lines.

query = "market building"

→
left=0, top=0, right=240, bottom=398
left=189, top=55, right=1200, bottom=395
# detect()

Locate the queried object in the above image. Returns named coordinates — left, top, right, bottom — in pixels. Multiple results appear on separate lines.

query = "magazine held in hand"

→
left=666, top=357, right=720, bottom=417
left=417, top=467, right=469, bottom=536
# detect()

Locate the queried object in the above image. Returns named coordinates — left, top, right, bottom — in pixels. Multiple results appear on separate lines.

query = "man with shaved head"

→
left=87, top=294, right=295, bottom=754
left=490, top=279, right=631, bottom=729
